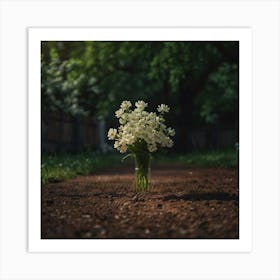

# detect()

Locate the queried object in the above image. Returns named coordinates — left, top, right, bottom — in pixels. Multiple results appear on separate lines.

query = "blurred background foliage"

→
left=41, top=41, right=239, bottom=153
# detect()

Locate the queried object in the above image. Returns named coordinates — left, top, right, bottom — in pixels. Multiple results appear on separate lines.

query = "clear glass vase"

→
left=134, top=152, right=151, bottom=192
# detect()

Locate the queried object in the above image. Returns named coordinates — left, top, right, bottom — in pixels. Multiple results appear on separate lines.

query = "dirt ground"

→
left=42, top=163, right=239, bottom=239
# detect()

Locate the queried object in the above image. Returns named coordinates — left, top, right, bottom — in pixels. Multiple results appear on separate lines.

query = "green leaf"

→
left=121, top=153, right=134, bottom=162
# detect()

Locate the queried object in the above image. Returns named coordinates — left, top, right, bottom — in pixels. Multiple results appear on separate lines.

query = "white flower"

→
left=119, top=144, right=127, bottom=153
left=135, top=100, right=147, bottom=111
left=120, top=100, right=132, bottom=111
left=108, top=128, right=117, bottom=140
left=167, top=127, right=175, bottom=136
left=157, top=104, right=170, bottom=113
left=119, top=118, right=126, bottom=125
left=148, top=144, right=157, bottom=152
left=108, top=100, right=175, bottom=153
left=166, top=139, right=174, bottom=148
left=114, top=141, right=120, bottom=149
left=115, top=108, right=124, bottom=118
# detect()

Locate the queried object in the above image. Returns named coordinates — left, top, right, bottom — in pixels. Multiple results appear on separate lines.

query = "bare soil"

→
left=42, top=163, right=239, bottom=239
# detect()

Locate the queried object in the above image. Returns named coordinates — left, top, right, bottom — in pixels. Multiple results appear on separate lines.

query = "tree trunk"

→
left=178, top=80, right=196, bottom=152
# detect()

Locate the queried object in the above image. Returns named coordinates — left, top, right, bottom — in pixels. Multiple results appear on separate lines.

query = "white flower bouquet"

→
left=108, top=100, right=175, bottom=192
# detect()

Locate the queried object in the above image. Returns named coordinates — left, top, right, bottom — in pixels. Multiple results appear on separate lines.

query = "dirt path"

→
left=42, top=163, right=239, bottom=239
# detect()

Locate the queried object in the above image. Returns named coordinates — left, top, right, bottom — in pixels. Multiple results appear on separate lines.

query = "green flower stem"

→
left=134, top=152, right=151, bottom=192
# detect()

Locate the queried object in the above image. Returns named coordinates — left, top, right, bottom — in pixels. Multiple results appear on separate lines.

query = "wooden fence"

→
left=174, top=125, right=238, bottom=151
left=41, top=112, right=99, bottom=153
left=42, top=113, right=238, bottom=153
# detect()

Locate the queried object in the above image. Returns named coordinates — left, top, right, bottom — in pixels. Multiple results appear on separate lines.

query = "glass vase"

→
left=134, top=152, right=151, bottom=192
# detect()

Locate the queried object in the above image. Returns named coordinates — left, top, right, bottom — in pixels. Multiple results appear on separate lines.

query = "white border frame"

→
left=28, top=27, right=252, bottom=253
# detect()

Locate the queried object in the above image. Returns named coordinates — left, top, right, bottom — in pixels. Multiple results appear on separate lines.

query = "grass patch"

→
left=153, top=149, right=238, bottom=168
left=41, top=152, right=121, bottom=185
left=42, top=149, right=238, bottom=185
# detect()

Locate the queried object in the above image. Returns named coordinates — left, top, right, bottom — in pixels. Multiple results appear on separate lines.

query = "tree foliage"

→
left=41, top=41, right=239, bottom=128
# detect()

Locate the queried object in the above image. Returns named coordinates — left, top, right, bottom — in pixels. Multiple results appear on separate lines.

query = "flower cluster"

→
left=108, top=100, right=175, bottom=153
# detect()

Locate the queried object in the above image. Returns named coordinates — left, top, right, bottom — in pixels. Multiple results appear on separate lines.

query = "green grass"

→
left=41, top=152, right=121, bottom=185
left=41, top=149, right=238, bottom=185
left=153, top=149, right=238, bottom=168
